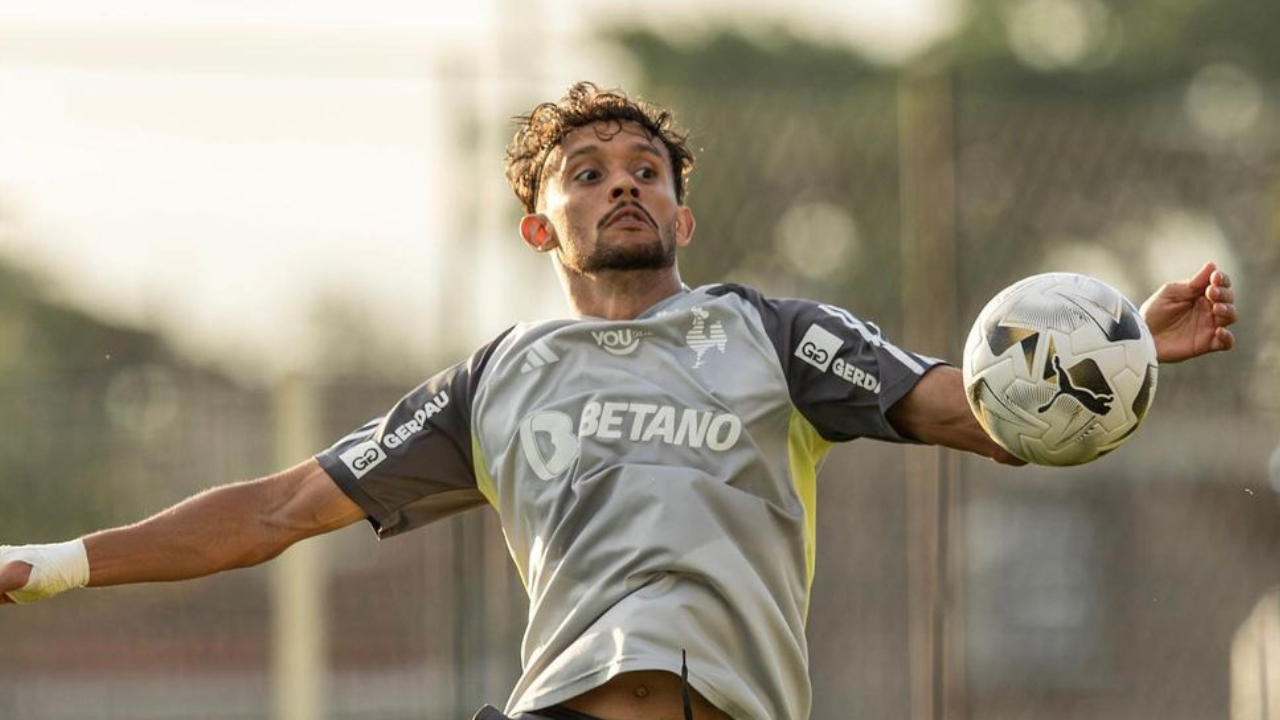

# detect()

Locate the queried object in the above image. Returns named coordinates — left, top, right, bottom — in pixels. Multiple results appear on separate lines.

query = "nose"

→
left=609, top=180, right=640, bottom=202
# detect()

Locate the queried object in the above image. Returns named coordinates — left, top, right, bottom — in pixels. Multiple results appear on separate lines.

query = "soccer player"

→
left=0, top=83, right=1239, bottom=720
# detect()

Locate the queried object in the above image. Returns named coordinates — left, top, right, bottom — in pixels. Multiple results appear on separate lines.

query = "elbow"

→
left=222, top=460, right=356, bottom=571
left=205, top=531, right=289, bottom=573
left=240, top=468, right=325, bottom=568
left=239, top=515, right=311, bottom=569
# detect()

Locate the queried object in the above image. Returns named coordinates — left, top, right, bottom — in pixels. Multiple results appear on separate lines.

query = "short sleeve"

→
left=710, top=284, right=945, bottom=443
left=315, top=329, right=511, bottom=537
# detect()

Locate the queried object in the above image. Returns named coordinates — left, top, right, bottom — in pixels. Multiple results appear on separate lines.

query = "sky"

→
left=0, top=0, right=959, bottom=380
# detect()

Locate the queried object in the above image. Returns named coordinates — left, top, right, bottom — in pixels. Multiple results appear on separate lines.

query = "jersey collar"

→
left=576, top=284, right=692, bottom=322
left=635, top=284, right=692, bottom=320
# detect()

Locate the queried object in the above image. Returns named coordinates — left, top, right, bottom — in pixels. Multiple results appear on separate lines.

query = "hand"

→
left=991, top=445, right=1028, bottom=467
left=1140, top=261, right=1237, bottom=363
left=0, top=558, right=33, bottom=605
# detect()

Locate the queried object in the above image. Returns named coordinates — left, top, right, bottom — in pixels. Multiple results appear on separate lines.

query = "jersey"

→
left=315, top=284, right=943, bottom=720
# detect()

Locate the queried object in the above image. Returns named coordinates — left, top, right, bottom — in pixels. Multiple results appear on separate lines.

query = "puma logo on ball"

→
left=1037, top=355, right=1114, bottom=415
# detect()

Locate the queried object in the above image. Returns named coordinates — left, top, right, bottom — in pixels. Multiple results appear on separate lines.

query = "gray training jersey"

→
left=316, top=284, right=942, bottom=720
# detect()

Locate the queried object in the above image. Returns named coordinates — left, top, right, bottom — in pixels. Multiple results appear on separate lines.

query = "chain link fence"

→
left=1, top=58, right=1277, bottom=720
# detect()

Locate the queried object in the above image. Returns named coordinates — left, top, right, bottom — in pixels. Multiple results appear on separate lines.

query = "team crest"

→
left=685, top=306, right=728, bottom=368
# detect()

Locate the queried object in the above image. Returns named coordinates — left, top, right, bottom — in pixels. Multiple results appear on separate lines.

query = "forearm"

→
left=84, top=474, right=303, bottom=587
left=888, top=366, right=1023, bottom=465
left=2, top=460, right=362, bottom=602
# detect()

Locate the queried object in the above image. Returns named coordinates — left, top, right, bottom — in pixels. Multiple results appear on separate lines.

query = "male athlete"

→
left=0, top=83, right=1239, bottom=720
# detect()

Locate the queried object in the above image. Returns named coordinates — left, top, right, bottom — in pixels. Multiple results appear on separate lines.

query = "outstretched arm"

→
left=1142, top=261, right=1238, bottom=363
left=0, top=459, right=365, bottom=604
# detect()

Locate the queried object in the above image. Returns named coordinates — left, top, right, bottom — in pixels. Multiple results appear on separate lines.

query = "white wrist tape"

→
left=0, top=539, right=90, bottom=604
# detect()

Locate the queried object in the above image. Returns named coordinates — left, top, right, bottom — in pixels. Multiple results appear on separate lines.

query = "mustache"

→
left=598, top=203, right=657, bottom=230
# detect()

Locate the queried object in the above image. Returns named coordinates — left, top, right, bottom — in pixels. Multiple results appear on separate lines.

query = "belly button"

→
left=634, top=685, right=650, bottom=698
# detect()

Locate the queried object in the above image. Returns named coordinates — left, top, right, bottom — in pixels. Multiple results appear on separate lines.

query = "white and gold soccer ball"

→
left=962, top=273, right=1159, bottom=466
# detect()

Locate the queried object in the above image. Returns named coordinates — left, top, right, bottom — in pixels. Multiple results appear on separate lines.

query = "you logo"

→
left=591, top=328, right=649, bottom=356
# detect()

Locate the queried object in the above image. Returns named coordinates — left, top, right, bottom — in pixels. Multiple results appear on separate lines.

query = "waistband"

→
left=479, top=650, right=698, bottom=720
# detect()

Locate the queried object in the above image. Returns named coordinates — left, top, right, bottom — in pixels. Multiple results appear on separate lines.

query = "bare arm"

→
left=1, top=459, right=366, bottom=600
left=887, top=365, right=1024, bottom=466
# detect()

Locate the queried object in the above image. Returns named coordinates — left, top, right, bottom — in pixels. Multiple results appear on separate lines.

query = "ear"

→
left=519, top=214, right=558, bottom=253
left=674, top=206, right=696, bottom=248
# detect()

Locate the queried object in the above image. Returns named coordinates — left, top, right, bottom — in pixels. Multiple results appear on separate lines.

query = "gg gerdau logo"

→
left=339, top=440, right=388, bottom=480
left=794, top=323, right=842, bottom=372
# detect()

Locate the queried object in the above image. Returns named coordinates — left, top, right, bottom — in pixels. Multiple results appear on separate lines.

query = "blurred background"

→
left=0, top=0, right=1276, bottom=719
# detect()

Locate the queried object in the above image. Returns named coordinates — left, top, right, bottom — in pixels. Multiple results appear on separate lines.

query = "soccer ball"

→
left=962, top=273, right=1159, bottom=466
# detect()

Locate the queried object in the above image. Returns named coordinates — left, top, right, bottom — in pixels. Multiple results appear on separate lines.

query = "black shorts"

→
left=473, top=705, right=608, bottom=720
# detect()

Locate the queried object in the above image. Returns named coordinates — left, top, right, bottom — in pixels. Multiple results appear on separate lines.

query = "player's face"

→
left=531, top=120, right=694, bottom=274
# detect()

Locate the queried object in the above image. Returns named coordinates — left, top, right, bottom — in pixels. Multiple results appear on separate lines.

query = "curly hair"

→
left=505, top=82, right=695, bottom=214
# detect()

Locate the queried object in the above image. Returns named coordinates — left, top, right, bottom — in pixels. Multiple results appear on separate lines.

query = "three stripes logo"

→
left=520, top=339, right=561, bottom=374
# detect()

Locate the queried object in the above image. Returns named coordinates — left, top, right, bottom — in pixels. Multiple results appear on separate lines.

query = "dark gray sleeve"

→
left=710, top=284, right=945, bottom=443
left=315, top=329, right=511, bottom=537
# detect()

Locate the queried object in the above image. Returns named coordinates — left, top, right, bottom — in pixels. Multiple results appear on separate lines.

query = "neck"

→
left=557, top=264, right=685, bottom=320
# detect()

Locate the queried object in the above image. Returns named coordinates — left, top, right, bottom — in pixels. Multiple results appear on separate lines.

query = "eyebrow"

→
left=561, top=141, right=666, bottom=166
left=535, top=139, right=667, bottom=204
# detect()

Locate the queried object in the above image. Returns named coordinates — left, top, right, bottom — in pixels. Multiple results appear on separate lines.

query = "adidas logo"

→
left=520, top=340, right=560, bottom=374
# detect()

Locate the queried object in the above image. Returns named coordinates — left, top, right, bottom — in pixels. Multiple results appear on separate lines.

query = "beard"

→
left=570, top=220, right=678, bottom=273
left=578, top=235, right=676, bottom=272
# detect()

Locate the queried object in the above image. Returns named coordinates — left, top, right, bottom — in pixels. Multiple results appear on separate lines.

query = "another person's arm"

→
left=0, top=459, right=365, bottom=604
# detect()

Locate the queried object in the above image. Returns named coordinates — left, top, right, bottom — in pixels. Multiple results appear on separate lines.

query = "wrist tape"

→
left=0, top=539, right=90, bottom=603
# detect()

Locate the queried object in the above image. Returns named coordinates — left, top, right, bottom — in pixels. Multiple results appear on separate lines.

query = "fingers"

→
left=1213, top=301, right=1238, bottom=326
left=1154, top=263, right=1218, bottom=305
left=1214, top=327, right=1236, bottom=352
left=0, top=560, right=33, bottom=603
left=990, top=446, right=1027, bottom=466
left=1204, top=266, right=1237, bottom=329
left=1208, top=266, right=1233, bottom=299
left=1187, top=261, right=1216, bottom=293
left=1205, top=268, right=1238, bottom=328
left=1208, top=284, right=1234, bottom=304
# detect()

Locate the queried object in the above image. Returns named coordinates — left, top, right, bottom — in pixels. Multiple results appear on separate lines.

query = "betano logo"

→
left=519, top=411, right=578, bottom=481
left=520, top=401, right=744, bottom=481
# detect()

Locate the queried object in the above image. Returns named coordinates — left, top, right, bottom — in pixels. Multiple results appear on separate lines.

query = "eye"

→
left=573, top=167, right=601, bottom=182
left=636, top=166, right=659, bottom=181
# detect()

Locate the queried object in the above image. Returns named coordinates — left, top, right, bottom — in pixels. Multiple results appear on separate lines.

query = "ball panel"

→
left=1130, top=364, right=1157, bottom=423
